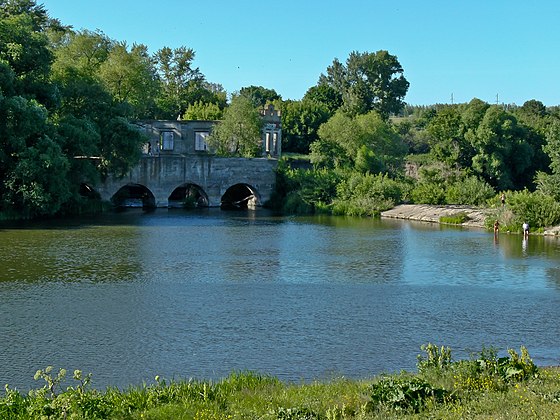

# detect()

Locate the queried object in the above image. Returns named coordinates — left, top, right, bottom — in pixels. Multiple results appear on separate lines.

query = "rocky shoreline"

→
left=381, top=204, right=560, bottom=235
left=380, top=204, right=488, bottom=229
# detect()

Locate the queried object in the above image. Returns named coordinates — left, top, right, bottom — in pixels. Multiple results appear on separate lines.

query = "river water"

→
left=1, top=209, right=560, bottom=391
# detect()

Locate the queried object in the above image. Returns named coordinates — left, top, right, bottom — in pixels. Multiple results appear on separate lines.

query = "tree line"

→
left=2, top=0, right=560, bottom=229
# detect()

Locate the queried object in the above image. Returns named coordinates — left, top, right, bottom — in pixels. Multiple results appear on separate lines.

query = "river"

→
left=1, top=209, right=559, bottom=391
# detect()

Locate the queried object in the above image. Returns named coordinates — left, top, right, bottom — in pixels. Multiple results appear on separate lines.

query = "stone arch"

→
left=111, top=183, right=156, bottom=209
left=221, top=183, right=261, bottom=210
left=168, top=183, right=209, bottom=208
left=79, top=183, right=100, bottom=200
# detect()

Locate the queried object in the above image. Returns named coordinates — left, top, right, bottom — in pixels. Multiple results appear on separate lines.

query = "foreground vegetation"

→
left=2, top=346, right=560, bottom=419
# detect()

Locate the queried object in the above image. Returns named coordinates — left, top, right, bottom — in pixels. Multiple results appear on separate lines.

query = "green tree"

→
left=98, top=42, right=158, bottom=118
left=0, top=6, right=55, bottom=105
left=182, top=100, right=223, bottom=120
left=51, top=29, right=113, bottom=79
left=281, top=99, right=330, bottom=153
left=426, top=106, right=473, bottom=167
left=311, top=110, right=406, bottom=174
left=303, top=84, right=342, bottom=115
left=207, top=95, right=263, bottom=157
left=467, top=106, right=533, bottom=190
left=239, top=85, right=280, bottom=109
left=536, top=119, right=560, bottom=199
left=153, top=46, right=206, bottom=119
left=318, top=50, right=409, bottom=118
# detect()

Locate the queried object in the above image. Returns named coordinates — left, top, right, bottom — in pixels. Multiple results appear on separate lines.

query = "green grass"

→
left=2, top=346, right=560, bottom=419
left=439, top=212, right=469, bottom=224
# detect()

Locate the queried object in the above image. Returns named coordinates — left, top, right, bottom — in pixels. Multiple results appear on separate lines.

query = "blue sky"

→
left=42, top=0, right=560, bottom=106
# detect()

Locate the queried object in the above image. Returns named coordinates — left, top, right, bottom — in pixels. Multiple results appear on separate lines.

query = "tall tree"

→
left=311, top=110, right=407, bottom=175
left=98, top=42, right=158, bottom=118
left=467, top=106, right=533, bottom=190
left=52, top=29, right=113, bottom=79
left=207, top=95, right=263, bottom=157
left=536, top=119, right=560, bottom=199
left=281, top=99, right=330, bottom=154
left=153, top=46, right=205, bottom=119
left=303, top=84, right=342, bottom=115
left=318, top=50, right=409, bottom=118
left=239, top=85, right=281, bottom=109
left=427, top=106, right=473, bottom=168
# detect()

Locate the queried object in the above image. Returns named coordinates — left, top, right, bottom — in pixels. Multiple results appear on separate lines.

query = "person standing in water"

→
left=522, top=222, right=529, bottom=238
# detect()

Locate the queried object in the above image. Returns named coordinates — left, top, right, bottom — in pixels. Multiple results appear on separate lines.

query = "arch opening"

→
left=111, top=183, right=156, bottom=209
left=79, top=183, right=100, bottom=200
left=168, top=183, right=209, bottom=208
left=221, top=184, right=260, bottom=210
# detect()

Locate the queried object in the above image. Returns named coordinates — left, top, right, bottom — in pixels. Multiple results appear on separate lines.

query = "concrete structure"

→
left=95, top=108, right=281, bottom=208
left=96, top=155, right=278, bottom=208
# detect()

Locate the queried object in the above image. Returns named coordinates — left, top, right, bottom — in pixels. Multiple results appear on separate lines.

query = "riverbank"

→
left=381, top=204, right=489, bottom=228
left=3, top=348, right=559, bottom=419
left=381, top=204, right=560, bottom=235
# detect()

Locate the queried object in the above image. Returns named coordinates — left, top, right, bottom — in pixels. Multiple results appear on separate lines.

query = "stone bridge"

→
left=95, top=155, right=278, bottom=209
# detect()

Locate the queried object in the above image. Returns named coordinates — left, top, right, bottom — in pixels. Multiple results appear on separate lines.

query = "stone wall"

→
left=96, top=155, right=278, bottom=207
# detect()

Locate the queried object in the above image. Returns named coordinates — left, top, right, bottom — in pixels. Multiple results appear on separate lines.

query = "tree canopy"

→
left=318, top=50, right=409, bottom=118
left=206, top=95, right=263, bottom=157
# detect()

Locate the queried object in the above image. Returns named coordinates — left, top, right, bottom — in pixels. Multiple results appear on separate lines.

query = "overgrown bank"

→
left=2, top=345, right=559, bottom=419
left=269, top=159, right=560, bottom=235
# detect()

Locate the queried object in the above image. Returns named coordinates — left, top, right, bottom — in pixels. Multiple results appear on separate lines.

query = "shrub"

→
left=417, top=343, right=453, bottom=374
left=332, top=172, right=405, bottom=216
left=440, top=212, right=469, bottom=224
left=488, top=190, right=560, bottom=232
left=368, top=376, right=449, bottom=413
left=410, top=182, right=446, bottom=204
left=445, top=176, right=495, bottom=205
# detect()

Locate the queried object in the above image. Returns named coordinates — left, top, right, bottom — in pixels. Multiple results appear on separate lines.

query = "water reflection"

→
left=1, top=211, right=560, bottom=391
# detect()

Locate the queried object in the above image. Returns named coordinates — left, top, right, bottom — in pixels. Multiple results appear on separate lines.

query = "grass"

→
left=2, top=346, right=560, bottom=419
left=439, top=212, right=469, bottom=225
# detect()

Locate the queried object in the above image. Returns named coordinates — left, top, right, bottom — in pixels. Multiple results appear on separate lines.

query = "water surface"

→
left=1, top=210, right=559, bottom=391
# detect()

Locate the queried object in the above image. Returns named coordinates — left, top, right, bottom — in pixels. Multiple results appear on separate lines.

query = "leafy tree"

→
left=318, top=50, right=409, bottom=118
left=98, top=42, right=158, bottom=118
left=461, top=98, right=490, bottom=132
left=303, top=84, right=342, bottom=115
left=0, top=0, right=48, bottom=30
left=426, top=106, right=473, bottom=167
left=311, top=110, right=407, bottom=174
left=207, top=95, right=263, bottom=157
left=239, top=85, right=280, bottom=109
left=0, top=7, right=55, bottom=104
left=182, top=100, right=223, bottom=120
left=153, top=46, right=206, bottom=119
left=536, top=119, right=560, bottom=199
left=281, top=99, right=330, bottom=153
left=467, top=106, right=533, bottom=190
left=51, top=29, right=113, bottom=79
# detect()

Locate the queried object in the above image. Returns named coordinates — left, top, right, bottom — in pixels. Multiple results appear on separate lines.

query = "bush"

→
left=445, top=176, right=495, bottom=205
left=368, top=376, right=449, bottom=413
left=332, top=172, right=406, bottom=216
left=490, top=189, right=560, bottom=231
left=410, top=182, right=446, bottom=204
left=440, top=213, right=469, bottom=224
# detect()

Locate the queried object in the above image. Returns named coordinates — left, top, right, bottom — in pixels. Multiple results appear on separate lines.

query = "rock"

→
left=381, top=204, right=488, bottom=228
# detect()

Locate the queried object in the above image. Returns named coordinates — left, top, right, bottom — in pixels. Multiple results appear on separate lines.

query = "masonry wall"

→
left=97, top=155, right=278, bottom=207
